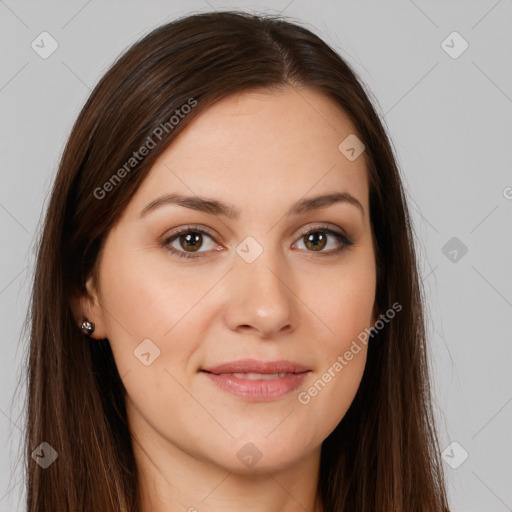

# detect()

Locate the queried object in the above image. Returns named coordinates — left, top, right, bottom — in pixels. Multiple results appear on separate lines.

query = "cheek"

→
left=100, top=239, right=208, bottom=334
left=293, top=258, right=374, bottom=431
left=96, top=244, right=209, bottom=380
left=96, top=248, right=211, bottom=430
left=296, top=347, right=368, bottom=449
left=307, top=256, right=376, bottom=354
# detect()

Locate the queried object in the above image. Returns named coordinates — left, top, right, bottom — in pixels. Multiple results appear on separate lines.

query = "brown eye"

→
left=303, top=232, right=327, bottom=251
left=163, top=227, right=219, bottom=259
left=179, top=232, right=203, bottom=252
left=293, top=225, right=353, bottom=256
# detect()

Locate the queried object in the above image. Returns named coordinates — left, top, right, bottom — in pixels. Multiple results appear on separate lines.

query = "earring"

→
left=81, top=320, right=95, bottom=336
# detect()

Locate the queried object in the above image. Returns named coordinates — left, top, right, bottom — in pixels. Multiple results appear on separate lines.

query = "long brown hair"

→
left=22, top=10, right=450, bottom=511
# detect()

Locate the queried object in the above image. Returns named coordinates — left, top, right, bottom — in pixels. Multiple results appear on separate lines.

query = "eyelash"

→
left=161, top=223, right=354, bottom=260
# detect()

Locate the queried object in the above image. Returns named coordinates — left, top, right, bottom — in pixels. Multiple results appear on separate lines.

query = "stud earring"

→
left=81, top=320, right=95, bottom=336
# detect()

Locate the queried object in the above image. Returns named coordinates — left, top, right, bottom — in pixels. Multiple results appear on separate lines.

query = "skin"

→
left=74, top=85, right=378, bottom=512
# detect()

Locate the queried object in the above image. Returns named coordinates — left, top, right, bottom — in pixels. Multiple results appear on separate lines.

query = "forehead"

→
left=126, top=85, right=369, bottom=222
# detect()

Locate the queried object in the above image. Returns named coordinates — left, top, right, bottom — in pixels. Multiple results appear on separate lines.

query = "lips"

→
left=201, top=358, right=310, bottom=375
left=200, top=359, right=311, bottom=401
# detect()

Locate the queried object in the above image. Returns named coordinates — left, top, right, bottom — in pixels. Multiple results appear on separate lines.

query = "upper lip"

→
left=201, top=358, right=310, bottom=375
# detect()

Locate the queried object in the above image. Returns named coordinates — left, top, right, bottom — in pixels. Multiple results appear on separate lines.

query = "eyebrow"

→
left=139, top=191, right=364, bottom=219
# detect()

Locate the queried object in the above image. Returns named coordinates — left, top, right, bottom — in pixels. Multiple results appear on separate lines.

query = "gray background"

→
left=1, top=1, right=511, bottom=510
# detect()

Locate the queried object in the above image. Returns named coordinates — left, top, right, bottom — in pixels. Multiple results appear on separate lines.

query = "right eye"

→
left=161, top=225, right=222, bottom=259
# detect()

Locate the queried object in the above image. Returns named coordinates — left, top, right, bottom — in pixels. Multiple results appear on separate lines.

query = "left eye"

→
left=162, top=225, right=352, bottom=259
left=293, top=228, right=349, bottom=253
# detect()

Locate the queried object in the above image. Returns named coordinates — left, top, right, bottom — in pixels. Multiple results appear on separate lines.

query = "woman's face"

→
left=81, top=85, right=377, bottom=474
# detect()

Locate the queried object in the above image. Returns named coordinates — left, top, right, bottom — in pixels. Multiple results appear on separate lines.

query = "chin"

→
left=204, top=435, right=316, bottom=475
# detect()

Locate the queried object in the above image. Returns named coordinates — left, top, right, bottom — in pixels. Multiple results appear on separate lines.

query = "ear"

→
left=70, top=275, right=107, bottom=340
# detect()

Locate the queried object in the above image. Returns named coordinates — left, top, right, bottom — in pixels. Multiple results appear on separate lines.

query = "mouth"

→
left=200, top=359, right=311, bottom=401
left=201, top=358, right=310, bottom=375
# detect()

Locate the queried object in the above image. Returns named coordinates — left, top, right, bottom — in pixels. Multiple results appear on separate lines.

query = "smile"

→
left=201, top=369, right=309, bottom=401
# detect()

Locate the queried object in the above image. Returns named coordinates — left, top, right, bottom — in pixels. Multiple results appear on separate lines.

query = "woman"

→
left=25, top=10, right=450, bottom=511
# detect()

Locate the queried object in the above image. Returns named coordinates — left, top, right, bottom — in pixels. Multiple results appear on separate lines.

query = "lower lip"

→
left=202, top=371, right=309, bottom=401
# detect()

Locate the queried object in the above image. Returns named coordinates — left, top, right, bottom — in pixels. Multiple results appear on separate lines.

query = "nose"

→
left=222, top=246, right=299, bottom=339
